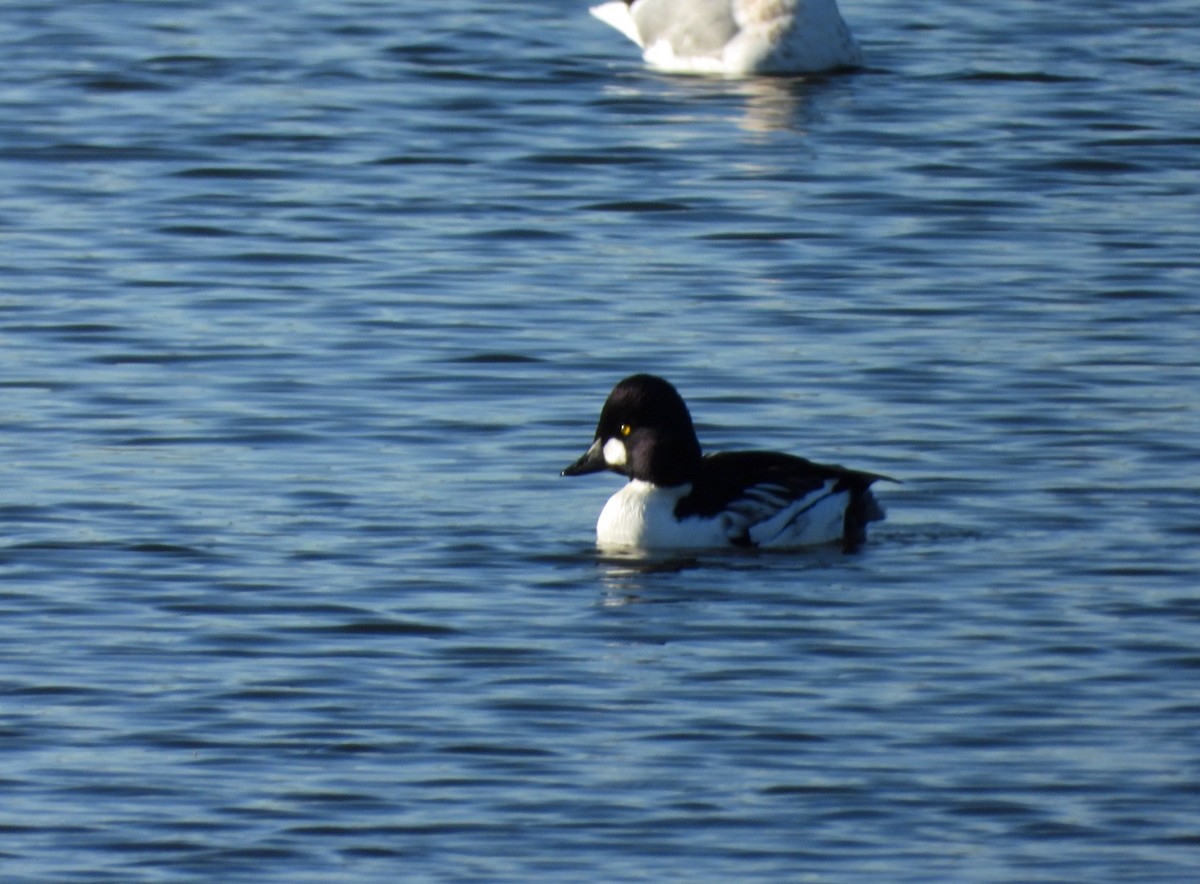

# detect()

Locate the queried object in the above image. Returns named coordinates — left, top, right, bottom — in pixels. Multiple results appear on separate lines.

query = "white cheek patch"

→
left=602, top=437, right=628, bottom=467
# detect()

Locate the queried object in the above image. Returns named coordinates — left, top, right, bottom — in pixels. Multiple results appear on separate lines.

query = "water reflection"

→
left=601, top=74, right=825, bottom=134
left=731, top=77, right=817, bottom=134
left=592, top=549, right=703, bottom=605
left=593, top=543, right=852, bottom=605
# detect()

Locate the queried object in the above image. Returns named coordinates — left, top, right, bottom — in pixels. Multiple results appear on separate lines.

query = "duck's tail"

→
left=841, top=473, right=896, bottom=552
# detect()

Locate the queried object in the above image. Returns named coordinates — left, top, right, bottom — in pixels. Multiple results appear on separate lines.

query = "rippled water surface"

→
left=2, top=1, right=1199, bottom=880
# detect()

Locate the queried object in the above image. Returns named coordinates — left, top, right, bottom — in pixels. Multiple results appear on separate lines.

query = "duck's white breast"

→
left=596, top=480, right=728, bottom=551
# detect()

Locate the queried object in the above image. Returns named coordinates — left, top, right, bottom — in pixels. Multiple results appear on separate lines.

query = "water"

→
left=2, top=1, right=1198, bottom=880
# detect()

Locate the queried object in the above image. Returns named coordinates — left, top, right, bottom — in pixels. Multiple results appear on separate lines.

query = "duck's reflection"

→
left=593, top=548, right=699, bottom=605
left=592, top=542, right=849, bottom=606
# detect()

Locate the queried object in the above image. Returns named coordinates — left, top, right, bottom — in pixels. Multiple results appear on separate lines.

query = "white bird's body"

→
left=589, top=0, right=862, bottom=76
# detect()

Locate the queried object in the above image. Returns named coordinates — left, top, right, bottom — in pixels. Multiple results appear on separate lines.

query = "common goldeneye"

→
left=561, top=374, right=891, bottom=552
left=589, top=0, right=863, bottom=76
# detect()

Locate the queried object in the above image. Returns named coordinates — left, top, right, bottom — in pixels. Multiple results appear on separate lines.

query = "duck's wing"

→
left=678, top=452, right=889, bottom=550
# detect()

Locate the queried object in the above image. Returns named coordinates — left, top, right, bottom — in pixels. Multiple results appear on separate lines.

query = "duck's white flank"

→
left=596, top=478, right=853, bottom=551
left=737, top=479, right=850, bottom=548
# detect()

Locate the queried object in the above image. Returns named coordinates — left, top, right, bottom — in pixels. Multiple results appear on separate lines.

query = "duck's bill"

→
left=561, top=439, right=606, bottom=476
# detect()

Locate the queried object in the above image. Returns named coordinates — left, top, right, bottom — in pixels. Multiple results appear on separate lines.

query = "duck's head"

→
left=561, top=373, right=702, bottom=486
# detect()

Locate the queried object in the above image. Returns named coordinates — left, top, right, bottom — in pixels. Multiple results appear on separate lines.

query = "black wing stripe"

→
left=755, top=486, right=840, bottom=546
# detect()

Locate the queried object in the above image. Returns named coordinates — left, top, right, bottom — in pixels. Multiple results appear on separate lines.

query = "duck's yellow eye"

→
left=620, top=423, right=632, bottom=437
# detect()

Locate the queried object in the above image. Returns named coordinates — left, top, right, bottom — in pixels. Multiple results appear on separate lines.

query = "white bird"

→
left=589, top=0, right=863, bottom=76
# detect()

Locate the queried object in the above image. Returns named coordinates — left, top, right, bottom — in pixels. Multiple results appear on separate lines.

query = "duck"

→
left=588, top=0, right=863, bottom=76
left=561, top=374, right=891, bottom=552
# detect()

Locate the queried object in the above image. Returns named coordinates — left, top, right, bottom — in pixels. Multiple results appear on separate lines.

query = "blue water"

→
left=2, top=1, right=1199, bottom=880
